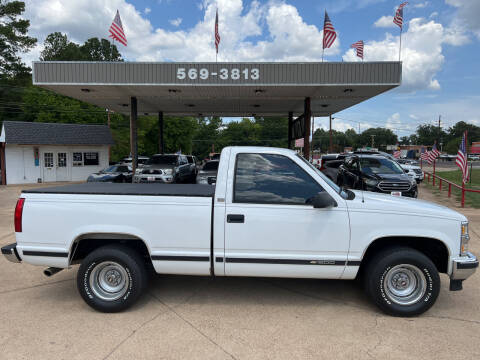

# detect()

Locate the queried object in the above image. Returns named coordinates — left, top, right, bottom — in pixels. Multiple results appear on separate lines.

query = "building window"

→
left=44, top=153, right=53, bottom=168
left=83, top=152, right=99, bottom=166
left=73, top=152, right=83, bottom=166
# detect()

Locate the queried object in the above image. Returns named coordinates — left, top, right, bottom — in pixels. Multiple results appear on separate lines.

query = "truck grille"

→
left=142, top=169, right=162, bottom=175
left=378, top=181, right=411, bottom=192
left=413, top=169, right=423, bottom=175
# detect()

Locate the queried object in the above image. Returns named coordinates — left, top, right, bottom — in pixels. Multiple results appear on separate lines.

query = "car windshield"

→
left=296, top=154, right=349, bottom=199
left=203, top=161, right=219, bottom=171
left=359, top=157, right=404, bottom=175
left=147, top=155, right=177, bottom=165
left=102, top=166, right=118, bottom=173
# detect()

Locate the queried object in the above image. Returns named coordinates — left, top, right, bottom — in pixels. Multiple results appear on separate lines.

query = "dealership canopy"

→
left=32, top=61, right=402, bottom=167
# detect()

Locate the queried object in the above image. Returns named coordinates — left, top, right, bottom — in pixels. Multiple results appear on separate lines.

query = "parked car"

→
left=399, top=163, right=424, bottom=183
left=320, top=159, right=344, bottom=181
left=3, top=146, right=477, bottom=316
left=337, top=154, right=418, bottom=197
left=196, top=160, right=219, bottom=184
left=186, top=155, right=198, bottom=182
left=121, top=156, right=150, bottom=167
left=133, top=154, right=193, bottom=183
left=87, top=165, right=132, bottom=183
left=468, top=154, right=480, bottom=161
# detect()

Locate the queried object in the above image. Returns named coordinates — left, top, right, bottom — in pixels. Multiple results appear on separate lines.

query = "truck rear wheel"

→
left=364, top=247, right=440, bottom=316
left=77, top=245, right=147, bottom=312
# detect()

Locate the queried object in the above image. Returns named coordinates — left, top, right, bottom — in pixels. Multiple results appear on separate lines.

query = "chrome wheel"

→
left=89, top=261, right=129, bottom=301
left=383, top=264, right=426, bottom=306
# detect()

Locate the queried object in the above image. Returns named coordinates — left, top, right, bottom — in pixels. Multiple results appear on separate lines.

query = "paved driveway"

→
left=0, top=183, right=479, bottom=360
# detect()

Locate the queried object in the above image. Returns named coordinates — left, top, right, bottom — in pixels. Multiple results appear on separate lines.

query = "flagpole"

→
left=399, top=26, right=402, bottom=62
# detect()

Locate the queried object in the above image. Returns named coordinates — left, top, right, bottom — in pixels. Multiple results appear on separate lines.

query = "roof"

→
left=0, top=121, right=114, bottom=145
left=32, top=61, right=402, bottom=117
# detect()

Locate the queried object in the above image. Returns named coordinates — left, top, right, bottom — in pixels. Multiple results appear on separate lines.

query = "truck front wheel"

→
left=77, top=245, right=147, bottom=312
left=364, top=247, right=440, bottom=316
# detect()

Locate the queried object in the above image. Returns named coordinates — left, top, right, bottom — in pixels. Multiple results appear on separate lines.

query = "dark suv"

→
left=337, top=155, right=418, bottom=198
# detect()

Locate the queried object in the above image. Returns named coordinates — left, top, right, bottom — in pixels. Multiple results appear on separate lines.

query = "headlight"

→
left=364, top=178, right=378, bottom=187
left=461, top=221, right=470, bottom=256
left=163, top=169, right=173, bottom=175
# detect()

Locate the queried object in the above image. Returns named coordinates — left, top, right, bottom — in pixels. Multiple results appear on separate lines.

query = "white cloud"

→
left=144, top=7, right=151, bottom=14
left=413, top=2, right=429, bottom=8
left=344, top=17, right=471, bottom=92
left=429, top=12, right=438, bottom=18
left=374, top=15, right=395, bottom=28
left=169, top=17, right=182, bottom=27
left=22, top=0, right=341, bottom=64
left=446, top=0, right=480, bottom=39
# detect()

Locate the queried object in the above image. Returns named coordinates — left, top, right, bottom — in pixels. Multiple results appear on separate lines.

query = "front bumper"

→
left=451, top=252, right=478, bottom=280
left=1, top=243, right=21, bottom=263
left=133, top=175, right=174, bottom=183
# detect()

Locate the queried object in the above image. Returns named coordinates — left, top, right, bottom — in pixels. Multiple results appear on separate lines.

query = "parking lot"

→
left=1, top=183, right=479, bottom=360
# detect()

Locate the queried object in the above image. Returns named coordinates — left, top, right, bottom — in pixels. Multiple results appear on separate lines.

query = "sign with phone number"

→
left=176, top=68, right=260, bottom=81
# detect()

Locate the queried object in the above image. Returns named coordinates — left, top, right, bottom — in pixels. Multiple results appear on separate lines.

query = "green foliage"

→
left=0, top=0, right=37, bottom=77
left=40, top=32, right=122, bottom=61
left=416, top=124, right=445, bottom=146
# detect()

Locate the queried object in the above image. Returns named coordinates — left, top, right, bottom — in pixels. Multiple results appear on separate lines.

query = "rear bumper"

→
left=1, top=243, right=21, bottom=263
left=451, top=252, right=478, bottom=280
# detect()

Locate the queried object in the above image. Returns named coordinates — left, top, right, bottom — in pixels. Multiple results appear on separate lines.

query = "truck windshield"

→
left=203, top=161, right=219, bottom=171
left=296, top=154, right=349, bottom=200
left=147, top=155, right=177, bottom=165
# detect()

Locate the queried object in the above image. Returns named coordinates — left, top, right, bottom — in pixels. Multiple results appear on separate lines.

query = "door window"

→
left=44, top=153, right=53, bottom=167
left=234, top=153, right=324, bottom=205
left=58, top=153, right=67, bottom=167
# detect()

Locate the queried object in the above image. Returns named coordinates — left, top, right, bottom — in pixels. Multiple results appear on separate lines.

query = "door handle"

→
left=227, top=214, right=244, bottom=223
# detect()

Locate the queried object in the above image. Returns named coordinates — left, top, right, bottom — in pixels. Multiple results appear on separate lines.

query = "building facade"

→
left=0, top=121, right=114, bottom=185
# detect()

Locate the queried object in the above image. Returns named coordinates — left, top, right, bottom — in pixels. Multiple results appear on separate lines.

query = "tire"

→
left=77, top=245, right=148, bottom=313
left=364, top=247, right=440, bottom=317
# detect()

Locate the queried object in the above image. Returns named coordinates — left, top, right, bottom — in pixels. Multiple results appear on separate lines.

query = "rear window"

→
left=147, top=155, right=177, bottom=165
left=203, top=161, right=219, bottom=171
left=187, top=156, right=194, bottom=163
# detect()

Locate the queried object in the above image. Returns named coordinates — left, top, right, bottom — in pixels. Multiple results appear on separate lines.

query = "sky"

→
left=20, top=0, right=480, bottom=139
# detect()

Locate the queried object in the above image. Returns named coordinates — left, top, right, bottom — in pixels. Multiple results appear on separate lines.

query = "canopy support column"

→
left=303, top=97, right=311, bottom=160
left=288, top=111, right=293, bottom=149
left=0, top=142, right=6, bottom=185
left=158, top=111, right=165, bottom=154
left=130, top=97, right=138, bottom=178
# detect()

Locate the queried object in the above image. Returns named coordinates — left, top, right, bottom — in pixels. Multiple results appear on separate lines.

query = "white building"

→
left=0, top=121, right=114, bottom=185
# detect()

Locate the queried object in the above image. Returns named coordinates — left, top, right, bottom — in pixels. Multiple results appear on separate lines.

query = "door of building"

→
left=56, top=152, right=69, bottom=181
left=42, top=152, right=56, bottom=182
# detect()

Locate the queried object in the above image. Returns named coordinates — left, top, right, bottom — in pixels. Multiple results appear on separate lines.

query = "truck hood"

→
left=400, top=164, right=421, bottom=170
left=348, top=190, right=466, bottom=222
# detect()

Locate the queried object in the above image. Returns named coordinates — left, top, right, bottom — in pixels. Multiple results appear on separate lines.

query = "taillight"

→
left=14, top=198, right=25, bottom=233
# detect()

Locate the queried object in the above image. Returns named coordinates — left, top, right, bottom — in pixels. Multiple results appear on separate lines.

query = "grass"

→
left=424, top=169, right=480, bottom=208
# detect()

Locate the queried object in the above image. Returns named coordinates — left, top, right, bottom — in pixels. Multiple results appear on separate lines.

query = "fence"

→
left=423, top=170, right=480, bottom=207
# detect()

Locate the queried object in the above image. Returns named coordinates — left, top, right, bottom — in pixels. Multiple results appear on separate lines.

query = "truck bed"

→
left=22, top=183, right=215, bottom=197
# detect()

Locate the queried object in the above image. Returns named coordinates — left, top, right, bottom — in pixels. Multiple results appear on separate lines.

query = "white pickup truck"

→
left=2, top=147, right=478, bottom=316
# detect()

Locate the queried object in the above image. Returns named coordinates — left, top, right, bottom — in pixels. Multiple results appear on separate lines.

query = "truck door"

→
left=224, top=151, right=350, bottom=279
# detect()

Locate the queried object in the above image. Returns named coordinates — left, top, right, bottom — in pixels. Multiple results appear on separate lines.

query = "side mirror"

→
left=207, top=177, right=216, bottom=185
left=310, top=192, right=337, bottom=209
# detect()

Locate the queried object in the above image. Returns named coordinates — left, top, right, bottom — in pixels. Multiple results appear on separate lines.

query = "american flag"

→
left=393, top=2, right=408, bottom=29
left=420, top=147, right=429, bottom=161
left=215, top=9, right=220, bottom=54
left=393, top=149, right=401, bottom=159
left=323, top=11, right=337, bottom=49
left=109, top=10, right=127, bottom=46
left=456, top=132, right=469, bottom=183
left=426, top=143, right=440, bottom=164
left=350, top=40, right=364, bottom=59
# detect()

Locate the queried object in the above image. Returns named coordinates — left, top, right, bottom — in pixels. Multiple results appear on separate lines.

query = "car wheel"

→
left=77, top=244, right=147, bottom=313
left=364, top=247, right=440, bottom=316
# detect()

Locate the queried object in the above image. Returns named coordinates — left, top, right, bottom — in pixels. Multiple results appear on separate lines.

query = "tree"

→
left=416, top=124, right=445, bottom=146
left=40, top=32, right=122, bottom=61
left=357, top=128, right=397, bottom=149
left=0, top=0, right=36, bottom=77
left=80, top=38, right=122, bottom=61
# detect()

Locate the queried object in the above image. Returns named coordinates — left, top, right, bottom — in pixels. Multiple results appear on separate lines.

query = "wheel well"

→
left=360, top=236, right=450, bottom=274
left=70, top=234, right=152, bottom=268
